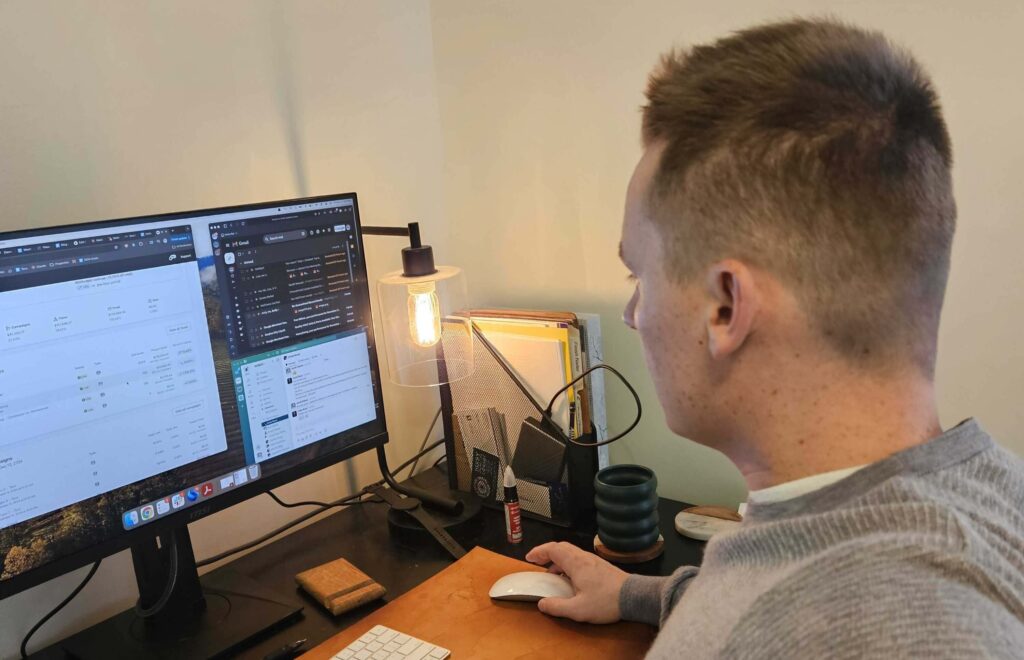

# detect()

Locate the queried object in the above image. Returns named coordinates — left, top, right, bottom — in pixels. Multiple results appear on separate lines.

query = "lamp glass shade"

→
left=377, top=265, right=473, bottom=387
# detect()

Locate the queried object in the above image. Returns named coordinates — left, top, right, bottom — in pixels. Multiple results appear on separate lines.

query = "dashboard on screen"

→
left=0, top=194, right=386, bottom=589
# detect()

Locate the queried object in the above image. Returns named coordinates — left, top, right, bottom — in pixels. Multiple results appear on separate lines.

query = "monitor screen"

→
left=0, top=193, right=387, bottom=596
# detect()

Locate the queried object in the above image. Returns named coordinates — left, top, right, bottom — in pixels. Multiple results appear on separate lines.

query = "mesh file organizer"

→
left=438, top=321, right=599, bottom=527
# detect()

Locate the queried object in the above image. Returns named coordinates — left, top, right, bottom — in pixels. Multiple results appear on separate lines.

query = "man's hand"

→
left=524, top=541, right=629, bottom=624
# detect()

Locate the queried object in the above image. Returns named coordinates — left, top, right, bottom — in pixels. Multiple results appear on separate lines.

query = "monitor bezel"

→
left=0, top=192, right=389, bottom=600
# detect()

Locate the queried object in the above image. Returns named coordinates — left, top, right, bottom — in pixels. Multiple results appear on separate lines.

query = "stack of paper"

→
left=472, top=310, right=609, bottom=468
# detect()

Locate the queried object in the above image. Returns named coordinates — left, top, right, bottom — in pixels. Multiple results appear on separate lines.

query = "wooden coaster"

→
left=593, top=534, right=665, bottom=564
left=674, top=505, right=742, bottom=541
left=296, top=557, right=386, bottom=616
left=683, top=505, right=742, bottom=521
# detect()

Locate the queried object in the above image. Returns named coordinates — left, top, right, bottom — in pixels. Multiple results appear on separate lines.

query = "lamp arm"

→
left=363, top=222, right=435, bottom=277
left=361, top=225, right=412, bottom=238
left=363, top=221, right=461, bottom=513
left=361, top=222, right=422, bottom=248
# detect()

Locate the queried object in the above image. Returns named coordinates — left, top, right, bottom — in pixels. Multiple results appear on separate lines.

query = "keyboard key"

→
left=404, top=644, right=433, bottom=660
left=335, top=625, right=448, bottom=660
left=397, top=639, right=422, bottom=655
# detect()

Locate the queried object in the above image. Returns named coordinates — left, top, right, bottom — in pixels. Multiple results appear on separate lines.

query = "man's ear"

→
left=704, top=260, right=759, bottom=359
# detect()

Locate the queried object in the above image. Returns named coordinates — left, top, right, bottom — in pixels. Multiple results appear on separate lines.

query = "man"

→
left=527, top=18, right=1024, bottom=658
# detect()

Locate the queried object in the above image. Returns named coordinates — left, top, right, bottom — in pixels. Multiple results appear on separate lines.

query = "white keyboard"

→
left=332, top=624, right=451, bottom=660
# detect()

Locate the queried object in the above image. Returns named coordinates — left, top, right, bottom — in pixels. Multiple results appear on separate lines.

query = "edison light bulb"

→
left=407, top=281, right=441, bottom=347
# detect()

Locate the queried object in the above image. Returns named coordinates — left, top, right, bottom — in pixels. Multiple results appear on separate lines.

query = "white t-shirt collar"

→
left=737, top=464, right=865, bottom=516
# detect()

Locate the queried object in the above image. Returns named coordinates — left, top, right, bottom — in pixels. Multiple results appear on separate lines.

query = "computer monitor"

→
left=0, top=193, right=387, bottom=655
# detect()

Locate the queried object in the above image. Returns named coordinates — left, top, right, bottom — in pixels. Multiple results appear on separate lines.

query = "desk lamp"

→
left=362, top=222, right=479, bottom=557
left=364, top=223, right=641, bottom=556
left=371, top=222, right=473, bottom=388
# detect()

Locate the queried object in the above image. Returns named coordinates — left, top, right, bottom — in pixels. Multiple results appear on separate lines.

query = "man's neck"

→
left=727, top=368, right=942, bottom=491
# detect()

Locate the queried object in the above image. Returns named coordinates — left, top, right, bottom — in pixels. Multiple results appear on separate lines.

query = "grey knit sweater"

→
left=620, top=420, right=1024, bottom=659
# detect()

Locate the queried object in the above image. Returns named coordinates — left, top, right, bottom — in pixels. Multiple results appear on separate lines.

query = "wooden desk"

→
left=224, top=469, right=704, bottom=659
left=302, top=547, right=656, bottom=660
left=34, top=468, right=706, bottom=659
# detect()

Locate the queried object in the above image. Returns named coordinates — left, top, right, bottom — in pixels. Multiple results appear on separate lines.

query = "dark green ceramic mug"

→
left=594, top=464, right=660, bottom=553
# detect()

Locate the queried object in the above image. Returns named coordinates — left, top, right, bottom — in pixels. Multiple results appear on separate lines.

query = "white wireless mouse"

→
left=489, top=571, right=575, bottom=602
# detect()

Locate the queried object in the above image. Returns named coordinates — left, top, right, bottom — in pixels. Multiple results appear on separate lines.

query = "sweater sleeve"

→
left=619, top=566, right=700, bottom=627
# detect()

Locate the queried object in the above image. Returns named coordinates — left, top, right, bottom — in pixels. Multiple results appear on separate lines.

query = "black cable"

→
left=266, top=490, right=382, bottom=509
left=20, top=560, right=101, bottom=659
left=544, top=364, right=643, bottom=448
left=134, top=537, right=179, bottom=618
left=197, top=437, right=446, bottom=568
left=196, top=500, right=349, bottom=568
left=134, top=490, right=379, bottom=620
left=471, top=323, right=642, bottom=448
left=266, top=437, right=446, bottom=509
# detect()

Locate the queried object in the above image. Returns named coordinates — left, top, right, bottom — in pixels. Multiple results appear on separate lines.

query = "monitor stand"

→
left=59, top=527, right=302, bottom=660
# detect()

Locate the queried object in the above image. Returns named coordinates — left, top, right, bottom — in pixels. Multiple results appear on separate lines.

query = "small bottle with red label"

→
left=503, top=466, right=523, bottom=544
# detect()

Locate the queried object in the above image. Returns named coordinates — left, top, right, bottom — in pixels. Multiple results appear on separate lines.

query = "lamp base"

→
left=386, top=490, right=483, bottom=545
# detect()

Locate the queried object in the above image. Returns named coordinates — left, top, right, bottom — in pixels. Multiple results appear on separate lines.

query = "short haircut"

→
left=642, top=18, right=956, bottom=374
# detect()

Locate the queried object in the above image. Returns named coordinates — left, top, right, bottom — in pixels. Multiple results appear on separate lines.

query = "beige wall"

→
left=2, top=1, right=1024, bottom=656
left=429, top=0, right=1024, bottom=507
left=0, top=2, right=446, bottom=657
